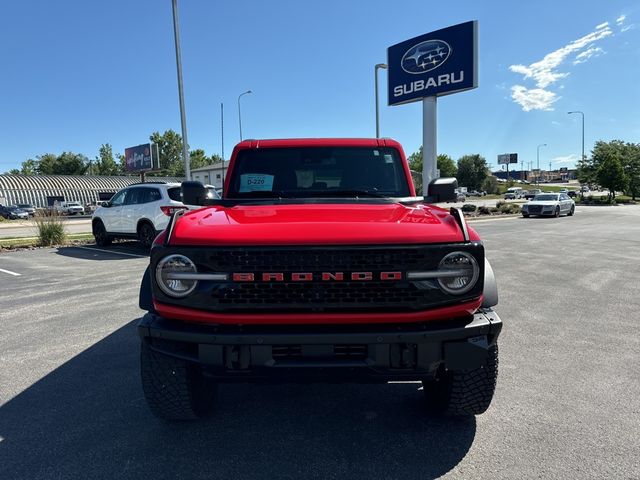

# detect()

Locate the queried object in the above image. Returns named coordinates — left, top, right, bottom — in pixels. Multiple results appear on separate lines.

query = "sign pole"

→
left=422, top=96, right=437, bottom=191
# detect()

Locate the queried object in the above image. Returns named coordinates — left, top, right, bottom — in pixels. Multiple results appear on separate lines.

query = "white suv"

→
left=91, top=183, right=189, bottom=248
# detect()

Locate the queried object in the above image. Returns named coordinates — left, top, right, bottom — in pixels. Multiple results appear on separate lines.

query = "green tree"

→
left=456, top=154, right=488, bottom=191
left=437, top=154, right=457, bottom=178
left=150, top=130, right=184, bottom=176
left=622, top=142, right=640, bottom=200
left=36, top=153, right=59, bottom=175
left=407, top=147, right=457, bottom=178
left=597, top=153, right=627, bottom=200
left=55, top=152, right=89, bottom=175
left=482, top=175, right=499, bottom=194
left=95, top=143, right=118, bottom=175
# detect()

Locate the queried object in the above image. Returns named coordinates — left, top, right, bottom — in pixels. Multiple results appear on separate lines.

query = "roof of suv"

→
left=233, top=138, right=403, bottom=149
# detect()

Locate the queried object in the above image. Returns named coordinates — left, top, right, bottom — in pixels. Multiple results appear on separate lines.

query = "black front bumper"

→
left=138, top=310, right=502, bottom=382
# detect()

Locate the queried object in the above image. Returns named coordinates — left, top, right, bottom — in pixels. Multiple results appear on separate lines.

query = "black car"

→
left=0, top=205, right=29, bottom=220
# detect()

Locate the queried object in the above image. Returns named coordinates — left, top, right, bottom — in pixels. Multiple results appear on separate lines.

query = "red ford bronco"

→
left=138, top=138, right=501, bottom=420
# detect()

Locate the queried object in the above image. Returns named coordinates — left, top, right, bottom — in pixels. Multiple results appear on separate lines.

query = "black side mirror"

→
left=181, top=181, right=206, bottom=206
left=427, top=177, right=458, bottom=202
left=102, top=201, right=111, bottom=208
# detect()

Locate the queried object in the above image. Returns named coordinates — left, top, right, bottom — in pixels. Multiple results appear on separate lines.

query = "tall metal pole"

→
left=536, top=143, right=547, bottom=185
left=568, top=111, right=585, bottom=163
left=238, top=90, right=252, bottom=141
left=422, top=97, right=438, bottom=192
left=374, top=63, right=387, bottom=138
left=171, top=0, right=190, bottom=180
left=221, top=102, right=225, bottom=187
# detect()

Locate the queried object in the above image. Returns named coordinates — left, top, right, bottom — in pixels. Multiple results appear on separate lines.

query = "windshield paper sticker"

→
left=239, top=174, right=274, bottom=192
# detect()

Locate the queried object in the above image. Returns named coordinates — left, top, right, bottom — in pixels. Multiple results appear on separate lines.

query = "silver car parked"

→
left=522, top=193, right=575, bottom=218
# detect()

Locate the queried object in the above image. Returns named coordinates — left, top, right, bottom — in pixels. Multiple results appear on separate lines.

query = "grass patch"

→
left=0, top=233, right=93, bottom=249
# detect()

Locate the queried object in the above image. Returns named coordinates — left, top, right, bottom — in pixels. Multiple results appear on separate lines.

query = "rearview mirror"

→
left=181, top=181, right=206, bottom=206
left=427, top=177, right=458, bottom=202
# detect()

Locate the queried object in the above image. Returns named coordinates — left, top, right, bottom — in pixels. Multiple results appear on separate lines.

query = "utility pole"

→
left=221, top=102, right=225, bottom=187
left=171, top=0, right=190, bottom=180
left=374, top=63, right=387, bottom=138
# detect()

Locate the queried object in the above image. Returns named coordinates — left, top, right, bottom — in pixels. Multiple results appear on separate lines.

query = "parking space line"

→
left=72, top=246, right=148, bottom=259
left=0, top=267, right=21, bottom=276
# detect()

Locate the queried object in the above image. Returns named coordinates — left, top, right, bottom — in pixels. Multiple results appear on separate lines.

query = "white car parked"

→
left=92, top=182, right=220, bottom=248
left=522, top=193, right=575, bottom=218
left=55, top=201, right=85, bottom=215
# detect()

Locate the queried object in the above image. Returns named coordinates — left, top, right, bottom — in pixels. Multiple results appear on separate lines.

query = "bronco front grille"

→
left=153, top=244, right=485, bottom=313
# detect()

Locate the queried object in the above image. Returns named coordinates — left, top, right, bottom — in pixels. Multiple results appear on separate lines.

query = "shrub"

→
left=461, top=204, right=477, bottom=213
left=490, top=207, right=500, bottom=213
left=0, top=215, right=4, bottom=223
left=478, top=206, right=491, bottom=215
left=499, top=203, right=521, bottom=214
left=34, top=211, right=66, bottom=246
left=496, top=200, right=506, bottom=208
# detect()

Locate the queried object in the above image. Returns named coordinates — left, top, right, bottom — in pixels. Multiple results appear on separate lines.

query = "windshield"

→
left=534, top=194, right=559, bottom=201
left=17, top=204, right=31, bottom=208
left=226, top=147, right=410, bottom=198
left=68, top=202, right=81, bottom=206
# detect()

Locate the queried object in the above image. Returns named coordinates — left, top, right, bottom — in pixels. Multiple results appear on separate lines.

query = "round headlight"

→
left=437, top=251, right=479, bottom=295
left=156, top=254, right=198, bottom=297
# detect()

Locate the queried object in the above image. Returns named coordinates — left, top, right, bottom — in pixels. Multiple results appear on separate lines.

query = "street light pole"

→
left=238, top=90, right=252, bottom=141
left=374, top=63, right=387, bottom=138
left=537, top=143, right=547, bottom=185
left=568, top=111, right=585, bottom=163
left=221, top=102, right=225, bottom=187
left=171, top=0, right=190, bottom=179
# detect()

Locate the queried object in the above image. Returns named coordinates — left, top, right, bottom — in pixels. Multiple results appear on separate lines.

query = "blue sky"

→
left=0, top=0, right=638, bottom=173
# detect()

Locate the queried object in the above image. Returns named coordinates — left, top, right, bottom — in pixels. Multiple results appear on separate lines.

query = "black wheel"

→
left=138, top=222, right=156, bottom=248
left=140, top=341, right=217, bottom=421
left=423, top=344, right=498, bottom=416
left=568, top=205, right=575, bottom=216
left=554, top=206, right=560, bottom=218
left=92, top=220, right=111, bottom=246
left=522, top=213, right=530, bottom=218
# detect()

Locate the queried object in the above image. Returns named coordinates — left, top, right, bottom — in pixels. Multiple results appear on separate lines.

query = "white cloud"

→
left=509, top=22, right=613, bottom=111
left=551, top=154, right=579, bottom=166
left=616, top=14, right=626, bottom=25
left=573, top=46, right=604, bottom=64
left=510, top=86, right=559, bottom=112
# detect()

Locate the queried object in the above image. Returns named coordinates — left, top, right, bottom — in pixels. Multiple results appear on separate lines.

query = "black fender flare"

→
left=482, top=258, right=499, bottom=308
left=139, top=266, right=157, bottom=313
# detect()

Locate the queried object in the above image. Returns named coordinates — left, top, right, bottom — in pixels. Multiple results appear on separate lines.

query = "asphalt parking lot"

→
left=1, top=205, right=639, bottom=479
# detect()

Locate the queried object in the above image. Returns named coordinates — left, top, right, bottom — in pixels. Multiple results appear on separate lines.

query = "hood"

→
left=169, top=203, right=470, bottom=246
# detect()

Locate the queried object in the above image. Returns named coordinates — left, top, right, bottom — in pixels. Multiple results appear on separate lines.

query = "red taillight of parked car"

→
left=160, top=206, right=188, bottom=216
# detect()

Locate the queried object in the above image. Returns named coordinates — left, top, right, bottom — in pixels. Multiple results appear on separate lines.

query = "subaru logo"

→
left=401, top=39, right=451, bottom=74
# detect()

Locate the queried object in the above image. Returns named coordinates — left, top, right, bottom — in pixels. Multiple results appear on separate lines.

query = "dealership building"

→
left=0, top=174, right=183, bottom=208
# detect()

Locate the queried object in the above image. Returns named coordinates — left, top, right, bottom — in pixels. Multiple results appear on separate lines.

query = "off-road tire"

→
left=138, top=222, right=156, bottom=249
left=568, top=205, right=575, bottom=216
left=423, top=344, right=498, bottom=416
left=92, top=220, right=112, bottom=246
left=140, top=341, right=217, bottom=421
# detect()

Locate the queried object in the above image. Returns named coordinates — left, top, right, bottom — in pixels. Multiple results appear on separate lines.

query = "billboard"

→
left=387, top=21, right=478, bottom=106
left=498, top=153, right=518, bottom=165
left=124, top=143, right=160, bottom=172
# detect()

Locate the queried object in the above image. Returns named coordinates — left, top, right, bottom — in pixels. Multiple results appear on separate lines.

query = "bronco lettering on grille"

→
left=231, top=272, right=403, bottom=282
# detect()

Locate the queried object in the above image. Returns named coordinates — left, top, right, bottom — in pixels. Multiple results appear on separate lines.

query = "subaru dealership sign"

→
left=387, top=21, right=478, bottom=106
left=124, top=143, right=159, bottom=172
